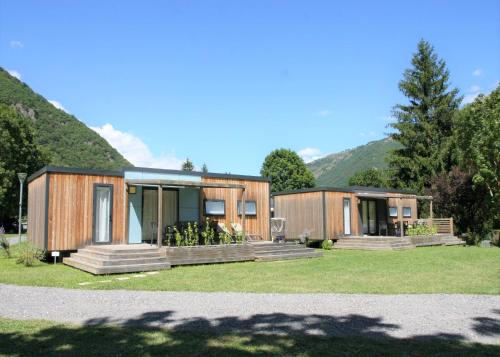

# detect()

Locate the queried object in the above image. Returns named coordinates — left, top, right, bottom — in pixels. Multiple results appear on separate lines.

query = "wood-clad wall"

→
left=324, top=191, right=359, bottom=238
left=201, top=177, right=270, bottom=241
left=273, top=192, right=324, bottom=240
left=47, top=173, right=125, bottom=250
left=387, top=196, right=418, bottom=224
left=27, top=173, right=47, bottom=249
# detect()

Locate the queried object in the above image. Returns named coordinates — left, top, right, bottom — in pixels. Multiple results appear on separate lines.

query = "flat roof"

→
left=271, top=185, right=416, bottom=196
left=28, top=166, right=270, bottom=183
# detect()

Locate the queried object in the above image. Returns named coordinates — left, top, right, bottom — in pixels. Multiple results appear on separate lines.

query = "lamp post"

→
left=17, top=173, right=27, bottom=242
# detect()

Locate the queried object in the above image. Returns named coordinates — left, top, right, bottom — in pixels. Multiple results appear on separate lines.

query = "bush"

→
left=321, top=239, right=333, bottom=250
left=0, top=236, right=11, bottom=258
left=407, top=223, right=437, bottom=236
left=16, top=243, right=45, bottom=267
left=492, top=230, right=499, bottom=247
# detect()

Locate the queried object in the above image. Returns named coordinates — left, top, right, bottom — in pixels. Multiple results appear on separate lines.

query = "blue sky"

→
left=1, top=1, right=499, bottom=175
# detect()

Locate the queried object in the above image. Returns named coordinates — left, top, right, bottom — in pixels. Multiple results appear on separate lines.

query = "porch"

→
left=125, top=177, right=249, bottom=247
left=353, top=190, right=454, bottom=238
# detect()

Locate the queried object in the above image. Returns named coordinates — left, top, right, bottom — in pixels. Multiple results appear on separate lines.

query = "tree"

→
left=0, top=104, right=49, bottom=224
left=201, top=163, right=208, bottom=173
left=181, top=158, right=194, bottom=171
left=348, top=168, right=389, bottom=188
left=388, top=40, right=461, bottom=193
left=427, top=167, right=491, bottom=244
left=453, top=87, right=499, bottom=234
left=261, top=149, right=315, bottom=192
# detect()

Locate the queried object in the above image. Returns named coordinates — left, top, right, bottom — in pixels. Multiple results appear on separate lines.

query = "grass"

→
left=0, top=318, right=498, bottom=356
left=0, top=245, right=499, bottom=294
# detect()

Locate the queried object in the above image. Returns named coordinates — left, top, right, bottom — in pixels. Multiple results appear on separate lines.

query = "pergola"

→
left=354, top=191, right=433, bottom=237
left=125, top=178, right=247, bottom=247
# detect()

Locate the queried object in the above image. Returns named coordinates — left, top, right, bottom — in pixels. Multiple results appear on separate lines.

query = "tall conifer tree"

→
left=389, top=40, right=461, bottom=192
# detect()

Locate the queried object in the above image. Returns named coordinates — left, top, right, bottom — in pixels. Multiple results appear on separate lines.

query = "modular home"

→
left=272, top=186, right=420, bottom=240
left=28, top=166, right=270, bottom=251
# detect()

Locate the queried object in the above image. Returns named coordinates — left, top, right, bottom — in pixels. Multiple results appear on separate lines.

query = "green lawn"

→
left=0, top=245, right=499, bottom=294
left=0, top=318, right=497, bottom=356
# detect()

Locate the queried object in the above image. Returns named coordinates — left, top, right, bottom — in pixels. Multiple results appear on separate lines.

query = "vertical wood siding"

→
left=27, top=174, right=47, bottom=249
left=201, top=178, right=270, bottom=241
left=47, top=173, right=125, bottom=250
left=273, top=192, right=324, bottom=240
left=387, top=196, right=418, bottom=224
left=324, top=191, right=360, bottom=238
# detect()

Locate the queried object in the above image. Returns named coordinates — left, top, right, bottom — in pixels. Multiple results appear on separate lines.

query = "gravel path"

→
left=0, top=284, right=499, bottom=344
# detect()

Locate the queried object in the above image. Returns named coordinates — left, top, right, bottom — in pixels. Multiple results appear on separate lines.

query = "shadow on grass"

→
left=1, top=311, right=499, bottom=356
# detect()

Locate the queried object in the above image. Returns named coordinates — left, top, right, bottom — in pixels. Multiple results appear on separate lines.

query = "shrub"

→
left=218, top=231, right=232, bottom=245
left=16, top=243, right=45, bottom=267
left=492, top=230, right=499, bottom=247
left=407, top=223, right=437, bottom=236
left=0, top=236, right=11, bottom=258
left=321, top=239, right=333, bottom=250
left=173, top=227, right=183, bottom=247
left=201, top=219, right=215, bottom=245
left=235, top=230, right=244, bottom=244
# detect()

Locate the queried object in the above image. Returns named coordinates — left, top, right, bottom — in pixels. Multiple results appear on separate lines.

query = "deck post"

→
left=157, top=185, right=162, bottom=247
left=450, top=217, right=454, bottom=236
left=241, top=188, right=246, bottom=241
left=399, top=199, right=404, bottom=237
left=430, top=199, right=433, bottom=220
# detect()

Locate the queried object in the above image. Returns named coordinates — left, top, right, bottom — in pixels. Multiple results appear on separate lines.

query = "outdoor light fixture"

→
left=128, top=185, right=137, bottom=194
left=17, top=173, right=27, bottom=242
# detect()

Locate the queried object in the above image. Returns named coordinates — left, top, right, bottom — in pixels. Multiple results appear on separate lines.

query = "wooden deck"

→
left=334, top=236, right=415, bottom=251
left=334, top=234, right=465, bottom=251
left=64, top=241, right=323, bottom=274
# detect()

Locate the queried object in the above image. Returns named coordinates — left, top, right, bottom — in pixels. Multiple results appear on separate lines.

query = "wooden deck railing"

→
left=419, top=218, right=454, bottom=235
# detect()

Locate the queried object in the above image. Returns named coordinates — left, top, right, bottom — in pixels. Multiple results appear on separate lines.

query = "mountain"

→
left=0, top=68, right=130, bottom=169
left=307, top=138, right=402, bottom=187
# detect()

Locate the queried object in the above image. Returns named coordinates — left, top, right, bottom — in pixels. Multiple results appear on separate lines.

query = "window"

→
left=204, top=200, right=225, bottom=216
left=403, top=207, right=412, bottom=218
left=237, top=200, right=257, bottom=216
left=389, top=207, right=398, bottom=217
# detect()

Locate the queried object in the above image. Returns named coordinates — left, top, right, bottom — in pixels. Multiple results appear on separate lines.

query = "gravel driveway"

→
left=0, top=284, right=499, bottom=345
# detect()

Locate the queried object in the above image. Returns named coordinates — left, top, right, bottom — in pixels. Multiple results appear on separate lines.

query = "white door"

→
left=93, top=185, right=112, bottom=243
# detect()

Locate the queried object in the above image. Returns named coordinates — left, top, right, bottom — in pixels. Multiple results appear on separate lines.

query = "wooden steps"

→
left=439, top=235, right=466, bottom=246
left=251, top=242, right=322, bottom=261
left=334, top=237, right=415, bottom=251
left=63, top=244, right=171, bottom=275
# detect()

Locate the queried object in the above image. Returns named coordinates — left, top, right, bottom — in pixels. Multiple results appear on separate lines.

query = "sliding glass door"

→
left=361, top=199, right=377, bottom=235
left=93, top=184, right=113, bottom=244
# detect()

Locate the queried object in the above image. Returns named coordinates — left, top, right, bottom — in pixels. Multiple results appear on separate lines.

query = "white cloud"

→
left=10, top=40, right=23, bottom=48
left=462, top=85, right=481, bottom=105
left=48, top=100, right=70, bottom=113
left=469, top=85, right=480, bottom=93
left=7, top=69, right=21, bottom=80
left=462, top=93, right=480, bottom=105
left=317, top=109, right=332, bottom=117
left=91, top=123, right=184, bottom=169
left=472, top=68, right=482, bottom=76
left=298, top=147, right=325, bottom=163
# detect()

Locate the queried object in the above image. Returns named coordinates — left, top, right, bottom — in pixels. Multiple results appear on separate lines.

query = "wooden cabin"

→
left=27, top=166, right=270, bottom=251
left=272, top=186, right=419, bottom=240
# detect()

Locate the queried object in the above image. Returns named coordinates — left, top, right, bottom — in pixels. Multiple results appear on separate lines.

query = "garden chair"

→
left=231, top=222, right=263, bottom=242
left=216, top=222, right=233, bottom=239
